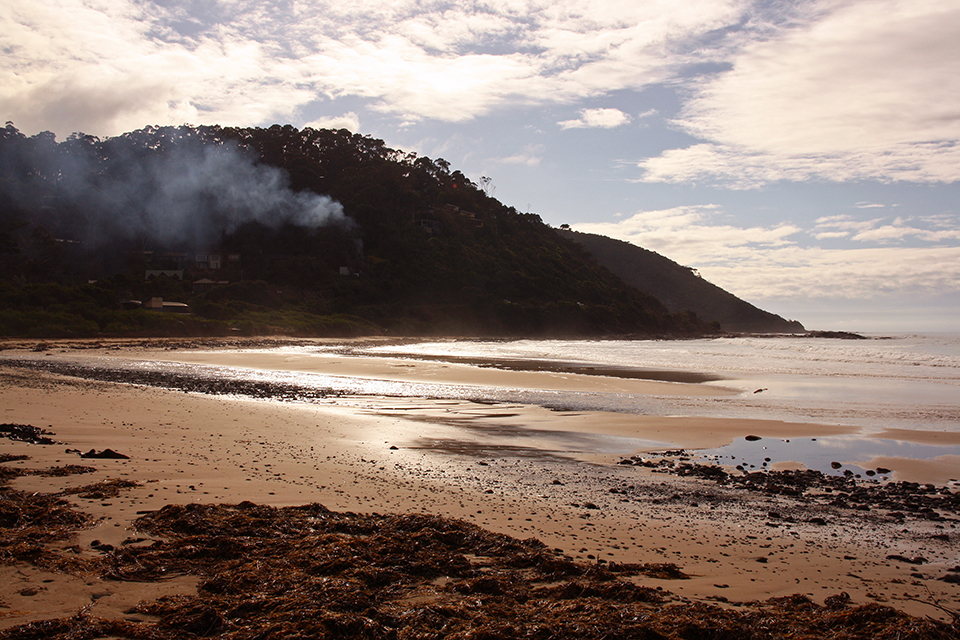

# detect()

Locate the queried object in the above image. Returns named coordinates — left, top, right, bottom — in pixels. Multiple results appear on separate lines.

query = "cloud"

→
left=814, top=214, right=960, bottom=244
left=1, top=0, right=747, bottom=137
left=638, top=142, right=960, bottom=188
left=573, top=206, right=960, bottom=301
left=559, top=108, right=631, bottom=129
left=304, top=112, right=361, bottom=132
left=639, top=0, right=960, bottom=186
left=493, top=143, right=544, bottom=166
left=573, top=204, right=803, bottom=265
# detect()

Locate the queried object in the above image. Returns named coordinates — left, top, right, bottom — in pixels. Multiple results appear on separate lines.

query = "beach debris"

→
left=0, top=423, right=58, bottom=445
left=2, top=458, right=959, bottom=640
left=613, top=456, right=960, bottom=522
left=60, top=478, right=140, bottom=500
left=824, top=592, right=851, bottom=609
left=1, top=357, right=338, bottom=401
left=887, top=555, right=928, bottom=565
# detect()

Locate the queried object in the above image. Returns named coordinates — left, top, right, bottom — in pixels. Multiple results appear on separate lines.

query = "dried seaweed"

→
left=0, top=468, right=957, bottom=640
left=0, top=424, right=57, bottom=445
left=58, top=478, right=140, bottom=499
left=0, top=486, right=96, bottom=573
left=0, top=458, right=117, bottom=575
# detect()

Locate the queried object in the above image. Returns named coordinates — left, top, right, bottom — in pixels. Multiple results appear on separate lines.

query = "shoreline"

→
left=1, top=342, right=959, bottom=630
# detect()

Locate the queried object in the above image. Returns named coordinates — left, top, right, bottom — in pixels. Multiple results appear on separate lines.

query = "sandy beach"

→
left=1, top=338, right=958, bottom=634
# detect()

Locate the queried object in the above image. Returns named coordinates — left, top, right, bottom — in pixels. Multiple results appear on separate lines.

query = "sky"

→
left=2, top=0, right=959, bottom=333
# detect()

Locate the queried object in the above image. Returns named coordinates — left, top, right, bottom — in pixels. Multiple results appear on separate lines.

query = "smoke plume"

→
left=0, top=126, right=350, bottom=252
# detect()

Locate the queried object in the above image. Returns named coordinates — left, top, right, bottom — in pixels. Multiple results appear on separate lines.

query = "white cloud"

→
left=573, top=206, right=960, bottom=301
left=814, top=214, right=960, bottom=244
left=559, top=107, right=631, bottom=129
left=640, top=0, right=960, bottom=185
left=304, top=112, right=361, bottom=132
left=1, top=0, right=748, bottom=137
left=573, top=204, right=803, bottom=266
left=493, top=144, right=544, bottom=166
left=812, top=231, right=848, bottom=240
left=639, top=142, right=960, bottom=188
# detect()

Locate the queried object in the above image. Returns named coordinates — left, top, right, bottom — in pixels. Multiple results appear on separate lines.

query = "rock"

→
left=80, top=448, right=130, bottom=459
left=744, top=435, right=762, bottom=441
left=886, top=555, right=926, bottom=565
left=824, top=592, right=850, bottom=609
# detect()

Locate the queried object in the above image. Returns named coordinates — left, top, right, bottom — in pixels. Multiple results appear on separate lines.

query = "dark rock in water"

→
left=830, top=461, right=842, bottom=469
left=744, top=435, right=762, bottom=441
left=875, top=467, right=891, bottom=474
left=807, top=331, right=867, bottom=339
left=80, top=448, right=130, bottom=459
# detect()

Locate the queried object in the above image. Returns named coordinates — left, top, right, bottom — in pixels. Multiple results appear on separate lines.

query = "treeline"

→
left=0, top=123, right=713, bottom=338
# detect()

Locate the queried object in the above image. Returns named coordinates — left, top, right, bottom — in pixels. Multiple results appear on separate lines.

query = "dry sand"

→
left=1, top=340, right=959, bottom=629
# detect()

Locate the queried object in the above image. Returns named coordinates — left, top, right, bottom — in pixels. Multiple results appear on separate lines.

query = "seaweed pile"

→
left=0, top=358, right=337, bottom=401
left=2, top=458, right=958, bottom=639
left=0, top=454, right=100, bottom=573
left=0, top=424, right=58, bottom=446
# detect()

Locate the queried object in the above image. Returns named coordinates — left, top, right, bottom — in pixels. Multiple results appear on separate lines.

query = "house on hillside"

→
left=145, top=269, right=183, bottom=280
left=192, top=278, right=229, bottom=293
left=194, top=254, right=221, bottom=270
left=141, top=297, right=191, bottom=314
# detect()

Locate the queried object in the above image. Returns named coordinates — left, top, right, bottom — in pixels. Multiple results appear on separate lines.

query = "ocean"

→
left=351, top=333, right=960, bottom=478
left=359, top=333, right=960, bottom=430
left=6, top=333, right=959, bottom=480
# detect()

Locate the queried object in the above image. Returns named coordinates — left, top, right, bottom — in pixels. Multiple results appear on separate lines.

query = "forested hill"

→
left=558, top=230, right=805, bottom=334
left=0, top=123, right=714, bottom=338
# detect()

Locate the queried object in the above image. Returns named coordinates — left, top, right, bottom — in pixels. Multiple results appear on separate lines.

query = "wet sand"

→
left=1, top=339, right=959, bottom=628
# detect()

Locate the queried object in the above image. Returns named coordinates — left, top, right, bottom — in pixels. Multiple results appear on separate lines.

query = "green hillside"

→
left=0, top=123, right=713, bottom=338
left=558, top=230, right=805, bottom=333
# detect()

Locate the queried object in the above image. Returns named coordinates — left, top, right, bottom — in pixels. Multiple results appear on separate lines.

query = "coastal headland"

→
left=1, top=338, right=958, bottom=637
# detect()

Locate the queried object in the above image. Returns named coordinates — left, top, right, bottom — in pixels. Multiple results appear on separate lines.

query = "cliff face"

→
left=557, top=230, right=805, bottom=334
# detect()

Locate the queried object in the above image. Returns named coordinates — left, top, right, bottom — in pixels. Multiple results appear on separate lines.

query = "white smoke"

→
left=1, top=128, right=350, bottom=250
left=95, top=142, right=348, bottom=247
